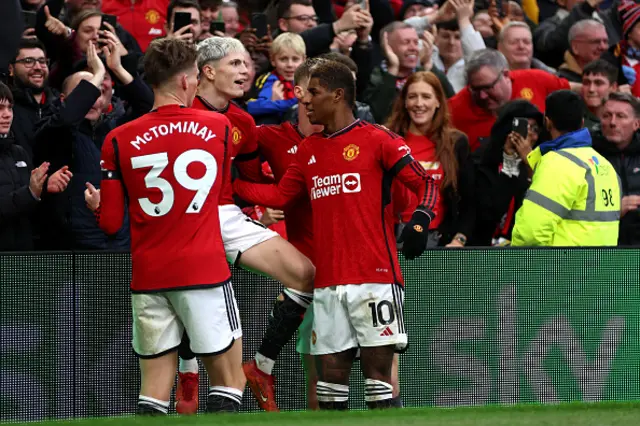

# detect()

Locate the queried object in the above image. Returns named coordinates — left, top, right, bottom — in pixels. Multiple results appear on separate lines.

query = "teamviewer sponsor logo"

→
left=310, top=173, right=361, bottom=200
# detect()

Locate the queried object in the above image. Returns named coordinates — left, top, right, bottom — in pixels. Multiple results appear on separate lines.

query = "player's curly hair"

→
left=308, top=61, right=355, bottom=108
left=144, top=38, right=198, bottom=88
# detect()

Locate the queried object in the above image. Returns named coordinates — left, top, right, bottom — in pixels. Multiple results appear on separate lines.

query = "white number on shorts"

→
left=368, top=301, right=395, bottom=327
left=131, top=149, right=218, bottom=217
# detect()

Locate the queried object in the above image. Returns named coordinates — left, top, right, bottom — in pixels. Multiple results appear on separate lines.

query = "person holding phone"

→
left=472, top=98, right=543, bottom=246
left=164, top=0, right=203, bottom=45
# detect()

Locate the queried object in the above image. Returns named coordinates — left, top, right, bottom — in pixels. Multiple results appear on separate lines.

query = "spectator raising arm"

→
left=0, top=0, right=24, bottom=82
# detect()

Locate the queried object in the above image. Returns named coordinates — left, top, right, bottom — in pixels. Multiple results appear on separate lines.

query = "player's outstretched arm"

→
left=96, top=137, right=126, bottom=235
left=234, top=163, right=305, bottom=209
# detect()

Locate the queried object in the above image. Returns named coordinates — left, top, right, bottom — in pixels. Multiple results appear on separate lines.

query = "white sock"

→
left=316, top=381, right=349, bottom=402
left=179, top=357, right=198, bottom=374
left=364, top=378, right=393, bottom=402
left=138, top=395, right=170, bottom=414
left=209, top=386, right=243, bottom=405
left=255, top=352, right=276, bottom=375
left=283, top=288, right=313, bottom=308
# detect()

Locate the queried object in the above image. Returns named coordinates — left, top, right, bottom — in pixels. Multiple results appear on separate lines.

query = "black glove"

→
left=400, top=209, right=433, bottom=260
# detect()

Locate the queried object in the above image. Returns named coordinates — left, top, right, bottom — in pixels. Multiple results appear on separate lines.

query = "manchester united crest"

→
left=145, top=9, right=160, bottom=24
left=520, top=88, right=534, bottom=100
left=231, top=127, right=243, bottom=145
left=311, top=330, right=317, bottom=345
left=343, top=144, right=359, bottom=161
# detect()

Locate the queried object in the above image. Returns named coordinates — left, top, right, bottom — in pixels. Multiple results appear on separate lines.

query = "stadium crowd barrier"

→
left=1, top=248, right=638, bottom=421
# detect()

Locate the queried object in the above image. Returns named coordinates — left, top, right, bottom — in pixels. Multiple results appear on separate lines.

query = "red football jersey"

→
left=235, top=120, right=438, bottom=289
left=191, top=96, right=262, bottom=205
left=257, top=122, right=313, bottom=260
left=98, top=105, right=232, bottom=292
left=448, top=69, right=570, bottom=151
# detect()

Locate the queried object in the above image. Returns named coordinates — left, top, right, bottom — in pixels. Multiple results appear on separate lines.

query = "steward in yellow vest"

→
left=512, top=91, right=621, bottom=246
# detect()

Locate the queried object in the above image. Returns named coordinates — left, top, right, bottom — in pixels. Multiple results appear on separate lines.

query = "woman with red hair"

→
left=386, top=71, right=475, bottom=247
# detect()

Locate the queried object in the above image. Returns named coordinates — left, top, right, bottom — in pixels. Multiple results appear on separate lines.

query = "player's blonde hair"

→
left=270, top=32, right=306, bottom=58
left=196, top=36, right=246, bottom=70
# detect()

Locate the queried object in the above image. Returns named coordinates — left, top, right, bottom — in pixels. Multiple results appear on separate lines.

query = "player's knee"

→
left=290, top=255, right=315, bottom=290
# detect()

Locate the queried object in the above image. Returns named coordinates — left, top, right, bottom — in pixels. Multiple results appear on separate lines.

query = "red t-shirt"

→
left=448, top=69, right=570, bottom=151
left=97, top=105, right=231, bottom=292
left=257, top=122, right=314, bottom=260
left=234, top=120, right=438, bottom=289
left=393, top=132, right=446, bottom=229
left=101, top=0, right=168, bottom=51
left=191, top=96, right=261, bottom=205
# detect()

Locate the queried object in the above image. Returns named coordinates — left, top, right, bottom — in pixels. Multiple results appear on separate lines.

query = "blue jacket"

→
left=247, top=72, right=297, bottom=119
left=538, top=127, right=592, bottom=155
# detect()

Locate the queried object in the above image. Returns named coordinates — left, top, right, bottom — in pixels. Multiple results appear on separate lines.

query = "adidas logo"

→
left=380, top=327, right=394, bottom=337
left=308, top=155, right=317, bottom=165
left=287, top=145, right=298, bottom=155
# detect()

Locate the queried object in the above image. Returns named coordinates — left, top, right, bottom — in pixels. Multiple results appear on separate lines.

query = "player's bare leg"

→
left=304, top=352, right=400, bottom=410
left=240, top=236, right=315, bottom=411
left=137, top=351, right=178, bottom=415
left=315, top=348, right=358, bottom=410
left=200, top=338, right=246, bottom=413
left=391, top=354, right=403, bottom=406
left=359, top=345, right=397, bottom=409
left=302, top=354, right=319, bottom=410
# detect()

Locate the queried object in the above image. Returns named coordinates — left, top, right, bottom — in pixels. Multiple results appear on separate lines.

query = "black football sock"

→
left=365, top=379, right=394, bottom=409
left=178, top=332, right=196, bottom=361
left=256, top=288, right=311, bottom=374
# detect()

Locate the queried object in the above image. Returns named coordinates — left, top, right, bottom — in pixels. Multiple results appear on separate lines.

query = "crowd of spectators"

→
left=1, top=0, right=639, bottom=251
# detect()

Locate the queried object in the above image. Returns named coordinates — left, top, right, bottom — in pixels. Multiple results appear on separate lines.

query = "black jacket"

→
left=33, top=77, right=152, bottom=250
left=471, top=100, right=545, bottom=246
left=10, top=85, right=59, bottom=161
left=437, top=134, right=476, bottom=244
left=592, top=129, right=640, bottom=245
left=0, top=136, right=38, bottom=251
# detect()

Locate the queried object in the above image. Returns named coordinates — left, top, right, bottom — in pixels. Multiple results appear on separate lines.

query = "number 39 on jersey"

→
left=132, top=149, right=218, bottom=217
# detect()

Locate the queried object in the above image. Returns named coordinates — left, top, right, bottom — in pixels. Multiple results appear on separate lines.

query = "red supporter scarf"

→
left=275, top=72, right=295, bottom=100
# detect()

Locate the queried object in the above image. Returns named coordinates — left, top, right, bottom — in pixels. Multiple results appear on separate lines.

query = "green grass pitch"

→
left=7, top=402, right=640, bottom=426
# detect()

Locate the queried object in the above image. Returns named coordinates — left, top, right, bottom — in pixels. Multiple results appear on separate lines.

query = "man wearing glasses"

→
left=8, top=38, right=57, bottom=160
left=275, top=0, right=371, bottom=58
left=448, top=48, right=574, bottom=151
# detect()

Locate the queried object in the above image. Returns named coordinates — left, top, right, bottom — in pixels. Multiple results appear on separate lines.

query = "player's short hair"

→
left=196, top=36, right=246, bottom=70
left=277, top=0, right=313, bottom=20
left=70, top=9, right=102, bottom=30
left=582, top=59, right=618, bottom=84
left=545, top=90, right=584, bottom=132
left=0, top=82, right=14, bottom=105
left=293, top=57, right=324, bottom=85
left=144, top=38, right=198, bottom=88
left=167, top=0, right=201, bottom=23
left=309, top=60, right=355, bottom=108
left=317, top=52, right=358, bottom=74
left=605, top=92, right=640, bottom=118
left=270, top=32, right=306, bottom=57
